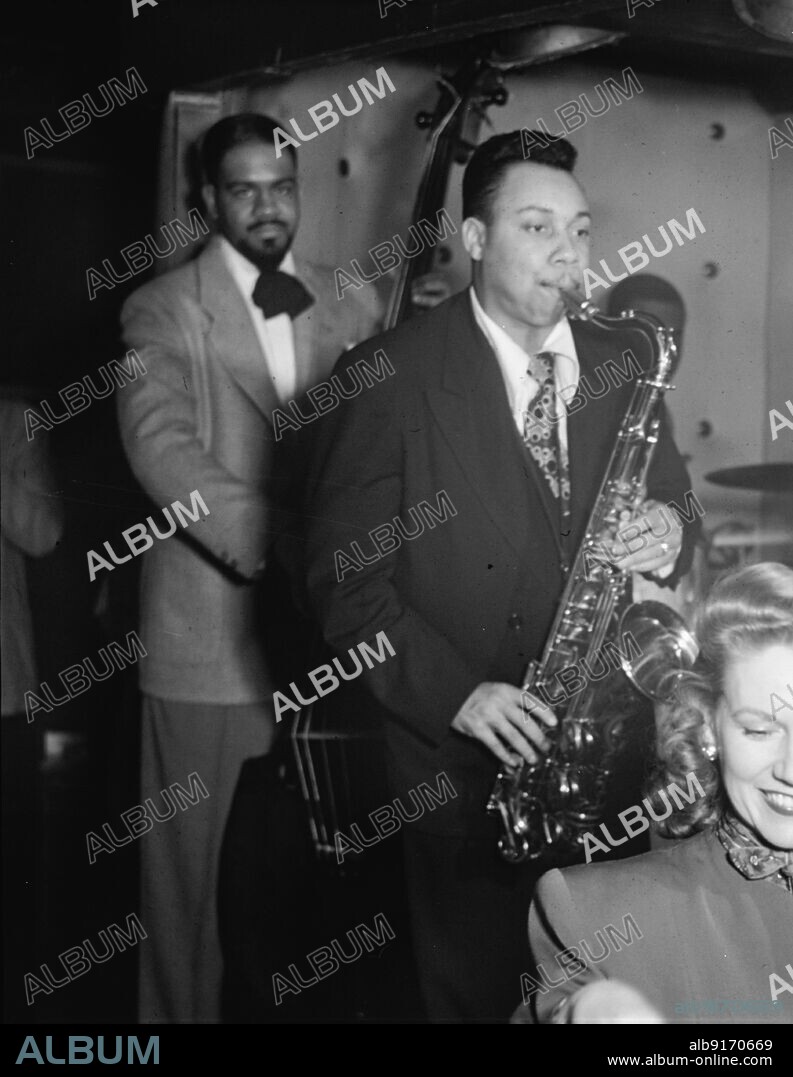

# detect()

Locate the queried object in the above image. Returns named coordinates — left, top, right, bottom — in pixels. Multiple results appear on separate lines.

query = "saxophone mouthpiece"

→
left=558, top=286, right=598, bottom=320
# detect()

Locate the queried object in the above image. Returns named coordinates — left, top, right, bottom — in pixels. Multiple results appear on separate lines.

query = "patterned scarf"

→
left=717, top=814, right=793, bottom=892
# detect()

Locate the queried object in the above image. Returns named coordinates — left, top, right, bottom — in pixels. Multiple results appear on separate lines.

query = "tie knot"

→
left=529, top=350, right=556, bottom=383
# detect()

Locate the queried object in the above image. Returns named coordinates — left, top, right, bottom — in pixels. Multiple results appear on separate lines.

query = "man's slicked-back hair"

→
left=462, top=131, right=577, bottom=222
left=200, top=113, right=295, bottom=187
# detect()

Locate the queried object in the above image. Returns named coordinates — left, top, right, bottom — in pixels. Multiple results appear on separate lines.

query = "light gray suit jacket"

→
left=118, top=235, right=382, bottom=703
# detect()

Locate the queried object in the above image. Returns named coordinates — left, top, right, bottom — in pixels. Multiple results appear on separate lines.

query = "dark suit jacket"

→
left=303, top=290, right=698, bottom=836
left=519, top=829, right=793, bottom=1024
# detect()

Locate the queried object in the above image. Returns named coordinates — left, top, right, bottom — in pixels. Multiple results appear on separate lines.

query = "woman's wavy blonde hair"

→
left=647, top=561, right=793, bottom=839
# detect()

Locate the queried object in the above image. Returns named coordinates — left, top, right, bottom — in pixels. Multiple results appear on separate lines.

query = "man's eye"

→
left=742, top=727, right=775, bottom=738
left=231, top=188, right=254, bottom=198
left=523, top=224, right=547, bottom=234
left=576, top=228, right=591, bottom=238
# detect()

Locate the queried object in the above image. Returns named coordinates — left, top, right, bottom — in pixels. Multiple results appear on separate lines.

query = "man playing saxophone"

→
left=302, top=131, right=700, bottom=1022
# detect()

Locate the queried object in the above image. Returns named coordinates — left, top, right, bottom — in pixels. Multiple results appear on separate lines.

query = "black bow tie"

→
left=252, top=270, right=314, bottom=320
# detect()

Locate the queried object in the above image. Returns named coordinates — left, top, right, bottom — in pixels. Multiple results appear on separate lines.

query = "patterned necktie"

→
left=252, top=270, right=314, bottom=319
left=523, top=351, right=571, bottom=506
left=717, top=814, right=793, bottom=891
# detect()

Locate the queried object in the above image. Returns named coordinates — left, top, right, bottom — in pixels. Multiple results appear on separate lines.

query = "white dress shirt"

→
left=220, top=236, right=299, bottom=405
left=469, top=286, right=579, bottom=451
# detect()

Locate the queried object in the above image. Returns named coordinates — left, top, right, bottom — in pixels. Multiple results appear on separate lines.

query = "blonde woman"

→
left=516, top=562, right=793, bottom=1024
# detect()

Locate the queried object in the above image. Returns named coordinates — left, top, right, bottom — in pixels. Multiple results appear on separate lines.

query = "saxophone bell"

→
left=617, top=601, right=699, bottom=702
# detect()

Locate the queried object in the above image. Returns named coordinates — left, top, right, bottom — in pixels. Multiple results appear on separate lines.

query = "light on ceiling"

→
left=491, top=25, right=626, bottom=70
left=732, top=0, right=793, bottom=42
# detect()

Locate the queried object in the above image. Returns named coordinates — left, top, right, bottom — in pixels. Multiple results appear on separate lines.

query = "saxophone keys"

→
left=580, top=726, right=596, bottom=750
left=567, top=773, right=581, bottom=799
left=556, top=768, right=572, bottom=799
left=565, top=723, right=587, bottom=753
left=543, top=814, right=565, bottom=846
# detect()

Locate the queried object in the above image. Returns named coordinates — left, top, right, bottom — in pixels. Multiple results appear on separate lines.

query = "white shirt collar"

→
left=469, top=285, right=579, bottom=410
left=219, top=235, right=297, bottom=302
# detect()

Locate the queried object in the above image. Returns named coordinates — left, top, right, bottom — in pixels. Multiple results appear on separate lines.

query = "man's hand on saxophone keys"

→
left=609, top=498, right=683, bottom=577
left=451, top=682, right=558, bottom=767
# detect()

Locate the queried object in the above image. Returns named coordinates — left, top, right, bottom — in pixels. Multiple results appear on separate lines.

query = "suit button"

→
left=507, top=613, right=523, bottom=631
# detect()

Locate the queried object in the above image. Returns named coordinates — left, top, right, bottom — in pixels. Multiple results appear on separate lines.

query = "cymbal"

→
left=711, top=530, right=792, bottom=547
left=704, top=463, right=793, bottom=492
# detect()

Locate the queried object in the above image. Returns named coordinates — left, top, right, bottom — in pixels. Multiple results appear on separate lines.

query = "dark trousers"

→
left=401, top=825, right=542, bottom=1023
left=2, top=714, right=41, bottom=1022
left=219, top=753, right=423, bottom=1023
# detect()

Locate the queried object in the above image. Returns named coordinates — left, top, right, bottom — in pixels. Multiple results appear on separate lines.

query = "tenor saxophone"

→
left=486, top=287, right=697, bottom=864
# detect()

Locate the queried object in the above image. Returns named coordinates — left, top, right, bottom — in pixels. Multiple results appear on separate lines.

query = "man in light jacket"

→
left=118, top=112, right=382, bottom=1023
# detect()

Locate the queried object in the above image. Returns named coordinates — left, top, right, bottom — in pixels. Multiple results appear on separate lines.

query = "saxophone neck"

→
left=559, top=286, right=676, bottom=382
left=559, top=286, right=659, bottom=332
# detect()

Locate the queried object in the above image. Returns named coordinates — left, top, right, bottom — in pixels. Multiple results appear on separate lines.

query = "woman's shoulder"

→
left=536, top=829, right=721, bottom=914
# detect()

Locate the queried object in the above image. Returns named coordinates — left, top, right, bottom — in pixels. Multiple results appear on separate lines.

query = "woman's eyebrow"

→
left=730, top=707, right=776, bottom=722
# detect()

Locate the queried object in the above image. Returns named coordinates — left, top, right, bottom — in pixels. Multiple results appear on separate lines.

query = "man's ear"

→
left=202, top=184, right=218, bottom=222
left=462, top=217, right=486, bottom=262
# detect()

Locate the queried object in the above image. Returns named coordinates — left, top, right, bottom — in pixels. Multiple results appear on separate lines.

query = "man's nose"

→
left=553, top=232, right=580, bottom=264
left=252, top=188, right=277, bottom=216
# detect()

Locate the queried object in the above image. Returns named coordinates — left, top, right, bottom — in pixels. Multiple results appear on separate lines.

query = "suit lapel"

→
left=286, top=258, right=360, bottom=394
left=567, top=319, right=637, bottom=546
left=196, top=237, right=281, bottom=420
left=426, top=294, right=560, bottom=560
left=291, top=258, right=345, bottom=393
left=290, top=256, right=317, bottom=394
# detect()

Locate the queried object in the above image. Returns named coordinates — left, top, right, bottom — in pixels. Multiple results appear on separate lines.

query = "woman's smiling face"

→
left=712, top=642, right=793, bottom=850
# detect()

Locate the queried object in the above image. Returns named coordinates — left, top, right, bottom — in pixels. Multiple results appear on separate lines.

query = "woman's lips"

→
left=761, top=789, right=793, bottom=816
